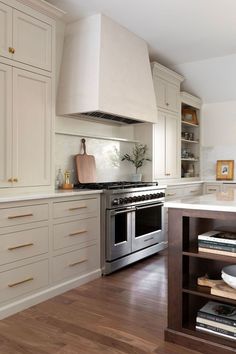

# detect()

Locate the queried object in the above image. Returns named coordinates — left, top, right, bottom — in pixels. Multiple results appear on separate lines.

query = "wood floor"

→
left=0, top=253, right=200, bottom=354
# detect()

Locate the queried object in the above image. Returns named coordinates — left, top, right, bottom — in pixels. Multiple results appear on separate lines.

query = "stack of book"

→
left=196, top=301, right=236, bottom=340
left=198, top=230, right=236, bottom=257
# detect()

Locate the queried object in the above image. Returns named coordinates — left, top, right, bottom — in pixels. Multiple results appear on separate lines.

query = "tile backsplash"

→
left=55, top=134, right=137, bottom=184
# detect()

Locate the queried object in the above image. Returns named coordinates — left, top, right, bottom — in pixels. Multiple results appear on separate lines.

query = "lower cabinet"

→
left=164, top=183, right=203, bottom=241
left=0, top=194, right=101, bottom=319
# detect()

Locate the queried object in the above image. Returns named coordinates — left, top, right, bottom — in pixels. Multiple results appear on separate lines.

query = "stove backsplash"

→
left=55, top=134, right=138, bottom=184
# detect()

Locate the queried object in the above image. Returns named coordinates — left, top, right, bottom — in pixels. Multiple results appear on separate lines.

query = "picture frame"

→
left=216, top=160, right=234, bottom=180
left=182, top=108, right=198, bottom=125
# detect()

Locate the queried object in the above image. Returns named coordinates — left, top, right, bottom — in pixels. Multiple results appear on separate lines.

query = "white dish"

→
left=222, top=265, right=236, bottom=289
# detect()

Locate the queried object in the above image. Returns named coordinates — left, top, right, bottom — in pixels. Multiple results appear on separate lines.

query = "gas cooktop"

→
left=74, top=181, right=158, bottom=190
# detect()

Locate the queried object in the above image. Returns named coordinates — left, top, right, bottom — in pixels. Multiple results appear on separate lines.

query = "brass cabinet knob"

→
left=8, top=178, right=13, bottom=182
left=13, top=178, right=18, bottom=182
left=166, top=102, right=169, bottom=106
left=8, top=47, right=15, bottom=54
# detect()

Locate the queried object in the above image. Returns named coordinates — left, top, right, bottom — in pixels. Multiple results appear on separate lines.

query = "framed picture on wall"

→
left=216, top=160, right=234, bottom=180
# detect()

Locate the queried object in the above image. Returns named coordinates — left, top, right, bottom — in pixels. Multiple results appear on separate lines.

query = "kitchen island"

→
left=164, top=192, right=236, bottom=354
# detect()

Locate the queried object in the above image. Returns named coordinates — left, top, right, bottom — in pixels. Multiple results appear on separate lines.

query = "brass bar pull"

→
left=165, top=173, right=170, bottom=176
left=8, top=277, right=34, bottom=288
left=69, top=259, right=87, bottom=267
left=190, top=190, right=197, bottom=193
left=69, top=230, right=87, bottom=237
left=8, top=243, right=34, bottom=251
left=69, top=206, right=87, bottom=211
left=8, top=213, right=33, bottom=219
left=166, top=193, right=176, bottom=196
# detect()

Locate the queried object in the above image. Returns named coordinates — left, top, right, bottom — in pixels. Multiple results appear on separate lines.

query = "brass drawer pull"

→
left=165, top=173, right=171, bottom=176
left=8, top=178, right=13, bottom=182
left=13, top=178, right=18, bottom=182
left=8, top=213, right=33, bottom=219
left=8, top=243, right=34, bottom=251
left=208, top=188, right=217, bottom=191
left=8, top=47, right=15, bottom=54
left=69, top=258, right=87, bottom=267
left=69, top=206, right=87, bottom=211
left=190, top=190, right=197, bottom=193
left=166, top=193, right=176, bottom=196
left=69, top=230, right=87, bottom=237
left=8, top=277, right=34, bottom=288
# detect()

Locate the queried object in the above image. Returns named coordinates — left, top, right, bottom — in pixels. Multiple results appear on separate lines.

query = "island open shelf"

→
left=165, top=206, right=236, bottom=354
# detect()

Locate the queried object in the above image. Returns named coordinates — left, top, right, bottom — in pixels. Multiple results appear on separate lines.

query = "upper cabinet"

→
left=0, top=2, right=52, bottom=71
left=152, top=62, right=184, bottom=113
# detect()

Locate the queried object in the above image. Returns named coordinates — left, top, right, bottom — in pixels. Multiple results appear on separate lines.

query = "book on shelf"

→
left=198, top=230, right=236, bottom=245
left=198, top=247, right=236, bottom=257
left=198, top=240, right=236, bottom=252
left=196, top=317, right=236, bottom=333
left=196, top=324, right=236, bottom=340
left=197, top=301, right=236, bottom=327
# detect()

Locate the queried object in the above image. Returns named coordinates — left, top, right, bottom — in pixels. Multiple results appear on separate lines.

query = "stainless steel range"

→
left=75, top=182, right=167, bottom=274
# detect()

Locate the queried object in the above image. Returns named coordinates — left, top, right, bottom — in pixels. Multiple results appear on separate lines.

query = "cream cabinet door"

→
left=165, top=113, right=179, bottom=178
left=153, top=113, right=166, bottom=179
left=153, top=111, right=180, bottom=179
left=153, top=77, right=166, bottom=110
left=12, top=69, right=51, bottom=187
left=0, top=63, right=12, bottom=188
left=0, top=2, right=12, bottom=60
left=166, top=82, right=179, bottom=112
left=12, top=10, right=52, bottom=71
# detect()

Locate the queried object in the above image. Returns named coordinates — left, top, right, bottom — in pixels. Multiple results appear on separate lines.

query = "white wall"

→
left=201, top=101, right=236, bottom=179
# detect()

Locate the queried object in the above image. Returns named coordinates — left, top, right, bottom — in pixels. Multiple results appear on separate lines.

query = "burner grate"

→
left=73, top=181, right=158, bottom=190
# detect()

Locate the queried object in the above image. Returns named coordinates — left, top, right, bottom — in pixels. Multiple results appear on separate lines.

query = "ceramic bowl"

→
left=222, top=265, right=236, bottom=289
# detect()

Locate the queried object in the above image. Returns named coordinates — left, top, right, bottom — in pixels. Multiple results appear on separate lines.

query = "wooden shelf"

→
left=181, top=158, right=199, bottom=162
left=181, top=120, right=199, bottom=127
left=182, top=283, right=236, bottom=306
left=181, top=139, right=199, bottom=144
left=183, top=245, right=236, bottom=263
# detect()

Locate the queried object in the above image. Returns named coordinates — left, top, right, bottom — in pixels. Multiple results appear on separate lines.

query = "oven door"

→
left=132, top=202, right=164, bottom=252
left=106, top=207, right=135, bottom=261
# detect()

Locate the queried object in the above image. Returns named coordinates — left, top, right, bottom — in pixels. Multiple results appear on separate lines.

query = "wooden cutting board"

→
left=75, top=139, right=96, bottom=183
left=211, top=283, right=236, bottom=300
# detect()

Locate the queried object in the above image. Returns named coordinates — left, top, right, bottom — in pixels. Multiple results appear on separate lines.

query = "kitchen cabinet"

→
left=152, top=62, right=184, bottom=113
left=0, top=65, right=51, bottom=188
left=0, top=193, right=101, bottom=319
left=0, top=1, right=52, bottom=71
left=153, top=111, right=180, bottom=179
left=166, top=203, right=236, bottom=354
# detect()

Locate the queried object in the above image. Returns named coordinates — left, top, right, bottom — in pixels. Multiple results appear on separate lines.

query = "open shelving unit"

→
left=180, top=92, right=201, bottom=179
left=166, top=207, right=236, bottom=354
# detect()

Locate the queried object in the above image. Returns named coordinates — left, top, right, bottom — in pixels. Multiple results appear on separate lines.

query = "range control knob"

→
left=119, top=198, right=124, bottom=204
left=159, top=192, right=165, bottom=198
left=112, top=198, right=119, bottom=206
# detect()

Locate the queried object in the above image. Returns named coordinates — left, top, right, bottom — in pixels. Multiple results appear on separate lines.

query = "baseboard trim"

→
left=0, top=269, right=101, bottom=319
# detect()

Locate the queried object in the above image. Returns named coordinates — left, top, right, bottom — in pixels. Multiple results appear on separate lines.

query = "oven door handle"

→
left=110, top=207, right=136, bottom=216
left=136, top=203, right=163, bottom=211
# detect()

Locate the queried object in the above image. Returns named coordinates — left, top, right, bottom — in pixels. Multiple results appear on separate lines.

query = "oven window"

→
left=135, top=204, right=162, bottom=238
left=115, top=213, right=128, bottom=244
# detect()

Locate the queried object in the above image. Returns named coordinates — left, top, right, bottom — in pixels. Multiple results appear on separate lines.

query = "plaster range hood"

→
left=57, top=14, right=157, bottom=124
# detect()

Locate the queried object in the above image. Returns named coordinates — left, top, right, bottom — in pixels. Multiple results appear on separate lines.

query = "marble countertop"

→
left=0, top=189, right=103, bottom=203
left=165, top=190, right=236, bottom=212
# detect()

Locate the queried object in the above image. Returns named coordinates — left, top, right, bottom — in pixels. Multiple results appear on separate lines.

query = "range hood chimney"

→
left=57, top=14, right=157, bottom=124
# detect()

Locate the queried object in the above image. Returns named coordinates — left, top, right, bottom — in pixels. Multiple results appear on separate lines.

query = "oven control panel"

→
left=111, top=191, right=165, bottom=206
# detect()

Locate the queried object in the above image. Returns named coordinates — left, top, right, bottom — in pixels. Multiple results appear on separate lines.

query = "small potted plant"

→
left=121, top=143, right=151, bottom=181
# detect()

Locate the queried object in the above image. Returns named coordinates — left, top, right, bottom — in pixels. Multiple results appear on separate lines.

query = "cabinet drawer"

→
left=53, top=198, right=98, bottom=219
left=52, top=245, right=100, bottom=282
left=165, top=188, right=183, bottom=200
left=184, top=185, right=203, bottom=197
left=53, top=218, right=99, bottom=251
left=0, top=204, right=49, bottom=228
left=0, top=226, right=48, bottom=266
left=205, top=184, right=221, bottom=194
left=0, top=259, right=48, bottom=303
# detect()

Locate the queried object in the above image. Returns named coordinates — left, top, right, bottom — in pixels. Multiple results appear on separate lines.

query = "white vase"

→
left=131, top=173, right=142, bottom=182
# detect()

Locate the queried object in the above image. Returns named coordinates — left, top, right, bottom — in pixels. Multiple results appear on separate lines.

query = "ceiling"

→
left=46, top=0, right=236, bottom=66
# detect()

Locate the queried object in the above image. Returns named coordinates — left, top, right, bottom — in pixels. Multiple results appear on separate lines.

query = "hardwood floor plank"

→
left=0, top=253, right=200, bottom=354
